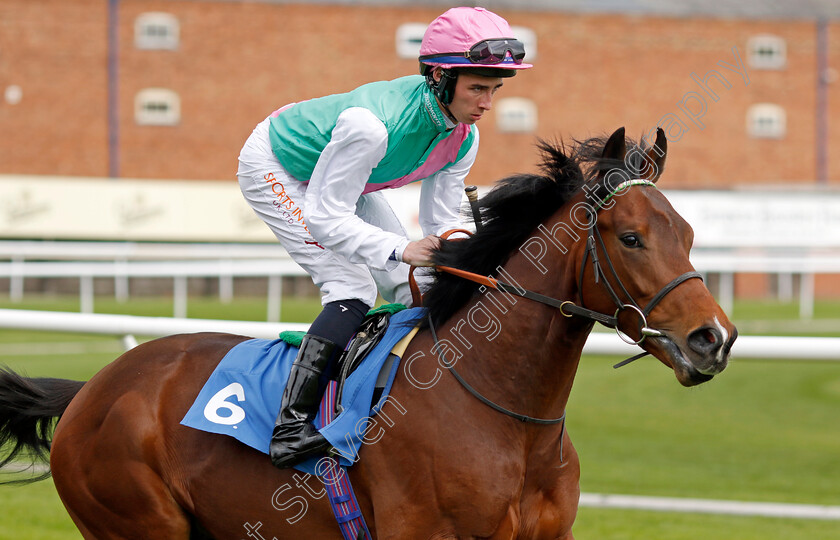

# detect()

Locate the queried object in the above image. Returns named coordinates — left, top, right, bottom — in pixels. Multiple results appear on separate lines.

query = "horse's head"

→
left=425, top=126, right=735, bottom=387
left=572, top=127, right=736, bottom=386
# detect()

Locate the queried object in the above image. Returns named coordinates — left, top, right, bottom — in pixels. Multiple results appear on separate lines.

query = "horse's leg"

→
left=52, top=457, right=191, bottom=539
left=51, top=333, right=258, bottom=539
left=51, top=371, right=192, bottom=539
left=54, top=470, right=190, bottom=540
left=519, top=430, right=581, bottom=540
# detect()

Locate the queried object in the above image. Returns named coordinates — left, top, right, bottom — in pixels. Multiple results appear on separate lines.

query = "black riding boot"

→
left=269, top=334, right=337, bottom=468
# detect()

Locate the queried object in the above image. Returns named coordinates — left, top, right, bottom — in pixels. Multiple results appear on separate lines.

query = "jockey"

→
left=237, top=6, right=532, bottom=469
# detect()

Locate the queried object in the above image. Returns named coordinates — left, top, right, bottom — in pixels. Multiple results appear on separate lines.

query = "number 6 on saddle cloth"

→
left=180, top=305, right=419, bottom=471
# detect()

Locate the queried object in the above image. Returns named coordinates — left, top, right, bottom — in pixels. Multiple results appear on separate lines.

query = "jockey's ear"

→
left=644, top=128, right=668, bottom=183
left=602, top=127, right=627, bottom=162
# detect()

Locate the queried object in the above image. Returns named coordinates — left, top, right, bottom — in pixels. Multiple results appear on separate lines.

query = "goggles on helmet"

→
left=468, top=38, right=526, bottom=64
left=420, top=38, right=526, bottom=66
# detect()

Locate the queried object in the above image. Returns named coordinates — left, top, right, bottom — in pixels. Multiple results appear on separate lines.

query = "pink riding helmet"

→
left=419, top=7, right=533, bottom=73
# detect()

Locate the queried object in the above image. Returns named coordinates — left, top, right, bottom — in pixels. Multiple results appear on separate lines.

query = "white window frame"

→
left=4, top=85, right=22, bottom=105
left=396, top=23, right=427, bottom=59
left=135, top=12, right=180, bottom=51
left=746, top=103, right=786, bottom=139
left=496, top=97, right=538, bottom=133
left=747, top=35, right=786, bottom=70
left=511, top=26, right=537, bottom=62
left=135, top=88, right=181, bottom=126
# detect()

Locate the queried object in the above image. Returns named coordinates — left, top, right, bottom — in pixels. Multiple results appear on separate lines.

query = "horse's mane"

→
left=423, top=134, right=649, bottom=327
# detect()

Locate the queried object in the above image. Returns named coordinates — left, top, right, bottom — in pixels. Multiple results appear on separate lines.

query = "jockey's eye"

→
left=620, top=233, right=643, bottom=248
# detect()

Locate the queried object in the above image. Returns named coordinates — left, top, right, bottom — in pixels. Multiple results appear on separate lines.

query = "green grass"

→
left=0, top=296, right=839, bottom=539
left=574, top=508, right=840, bottom=540
left=0, top=294, right=325, bottom=539
left=727, top=298, right=840, bottom=336
left=0, top=479, right=76, bottom=540
left=567, top=356, right=840, bottom=505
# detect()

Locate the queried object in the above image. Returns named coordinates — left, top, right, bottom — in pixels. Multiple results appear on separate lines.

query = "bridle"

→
left=575, top=179, right=702, bottom=364
left=424, top=179, right=702, bottom=425
left=438, top=179, right=701, bottom=355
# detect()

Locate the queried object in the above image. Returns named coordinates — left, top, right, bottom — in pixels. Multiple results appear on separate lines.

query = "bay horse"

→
left=0, top=127, right=735, bottom=539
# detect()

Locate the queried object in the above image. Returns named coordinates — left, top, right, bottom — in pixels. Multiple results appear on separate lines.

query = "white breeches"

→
left=237, top=118, right=412, bottom=308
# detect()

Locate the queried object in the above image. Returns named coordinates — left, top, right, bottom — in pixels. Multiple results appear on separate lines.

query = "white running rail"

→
left=0, top=308, right=839, bottom=360
left=578, top=493, right=840, bottom=520
left=0, top=308, right=838, bottom=520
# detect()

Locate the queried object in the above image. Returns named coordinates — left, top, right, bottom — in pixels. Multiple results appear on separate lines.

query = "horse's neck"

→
left=436, top=241, right=592, bottom=422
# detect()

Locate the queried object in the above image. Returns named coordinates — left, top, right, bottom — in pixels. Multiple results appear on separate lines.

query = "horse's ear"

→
left=602, top=127, right=627, bottom=161
left=645, top=127, right=668, bottom=183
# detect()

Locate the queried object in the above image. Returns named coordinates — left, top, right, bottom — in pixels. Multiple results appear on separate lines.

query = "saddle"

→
left=279, top=303, right=406, bottom=411
left=181, top=304, right=421, bottom=472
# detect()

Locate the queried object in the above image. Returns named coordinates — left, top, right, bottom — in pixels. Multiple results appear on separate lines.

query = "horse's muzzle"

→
left=651, top=326, right=736, bottom=387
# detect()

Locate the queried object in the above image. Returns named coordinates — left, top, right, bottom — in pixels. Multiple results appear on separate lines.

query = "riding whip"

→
left=465, top=185, right=482, bottom=232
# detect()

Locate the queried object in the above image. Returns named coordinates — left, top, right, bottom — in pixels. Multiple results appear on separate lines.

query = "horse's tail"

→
left=0, top=367, right=85, bottom=484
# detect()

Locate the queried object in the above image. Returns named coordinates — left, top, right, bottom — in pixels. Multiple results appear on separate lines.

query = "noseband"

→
left=438, top=179, right=702, bottom=368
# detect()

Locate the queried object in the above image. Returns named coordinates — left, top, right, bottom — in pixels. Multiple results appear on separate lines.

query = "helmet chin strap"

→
left=440, top=101, right=458, bottom=124
left=428, top=67, right=459, bottom=105
left=428, top=68, right=459, bottom=125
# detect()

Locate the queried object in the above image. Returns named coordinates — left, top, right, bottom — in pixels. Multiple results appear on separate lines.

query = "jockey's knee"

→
left=308, top=299, right=370, bottom=349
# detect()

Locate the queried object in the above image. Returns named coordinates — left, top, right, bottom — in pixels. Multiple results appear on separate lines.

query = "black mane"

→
left=423, top=135, right=647, bottom=327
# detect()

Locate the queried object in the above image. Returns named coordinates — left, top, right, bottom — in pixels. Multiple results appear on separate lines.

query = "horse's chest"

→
left=464, top=455, right=578, bottom=538
left=436, top=471, right=574, bottom=539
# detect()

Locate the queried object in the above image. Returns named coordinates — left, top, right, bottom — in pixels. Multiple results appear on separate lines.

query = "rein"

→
left=436, top=179, right=702, bottom=369
left=418, top=179, right=700, bottom=428
left=426, top=313, right=567, bottom=425
left=414, top=230, right=567, bottom=425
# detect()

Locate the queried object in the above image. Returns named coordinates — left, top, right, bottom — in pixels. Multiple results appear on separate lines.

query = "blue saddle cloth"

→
left=181, top=307, right=423, bottom=475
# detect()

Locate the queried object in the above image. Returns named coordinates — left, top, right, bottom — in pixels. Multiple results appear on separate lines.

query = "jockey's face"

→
left=437, top=69, right=504, bottom=125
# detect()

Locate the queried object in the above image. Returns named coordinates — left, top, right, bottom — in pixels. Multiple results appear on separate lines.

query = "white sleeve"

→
left=303, top=107, right=410, bottom=271
left=418, top=126, right=479, bottom=236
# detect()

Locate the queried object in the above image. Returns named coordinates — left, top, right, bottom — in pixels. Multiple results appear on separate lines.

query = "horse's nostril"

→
left=723, top=328, right=738, bottom=355
left=687, top=327, right=723, bottom=355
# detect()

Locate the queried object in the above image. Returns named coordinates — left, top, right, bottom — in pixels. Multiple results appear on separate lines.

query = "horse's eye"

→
left=620, top=234, right=642, bottom=248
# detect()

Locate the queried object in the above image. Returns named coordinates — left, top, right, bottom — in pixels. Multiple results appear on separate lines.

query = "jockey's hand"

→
left=401, top=234, right=441, bottom=267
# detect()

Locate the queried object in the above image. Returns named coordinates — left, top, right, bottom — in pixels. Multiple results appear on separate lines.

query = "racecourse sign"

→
left=2, top=175, right=840, bottom=249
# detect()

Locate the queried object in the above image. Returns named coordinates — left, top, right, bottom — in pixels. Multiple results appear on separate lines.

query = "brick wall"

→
left=2, top=1, right=840, bottom=298
left=0, top=0, right=110, bottom=176
left=1, top=1, right=837, bottom=187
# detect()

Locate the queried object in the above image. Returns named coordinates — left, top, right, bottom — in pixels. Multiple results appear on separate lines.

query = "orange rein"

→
left=436, top=265, right=499, bottom=289
left=407, top=228, right=485, bottom=307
